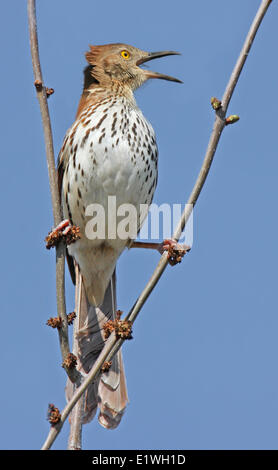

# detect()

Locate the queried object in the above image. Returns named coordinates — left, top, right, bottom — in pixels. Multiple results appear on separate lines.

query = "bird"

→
left=57, top=43, right=181, bottom=428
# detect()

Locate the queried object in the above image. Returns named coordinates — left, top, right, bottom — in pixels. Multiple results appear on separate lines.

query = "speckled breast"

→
left=60, top=96, right=158, bottom=238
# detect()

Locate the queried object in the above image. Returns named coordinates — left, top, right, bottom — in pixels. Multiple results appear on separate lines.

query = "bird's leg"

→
left=45, top=219, right=81, bottom=249
left=131, top=239, right=191, bottom=266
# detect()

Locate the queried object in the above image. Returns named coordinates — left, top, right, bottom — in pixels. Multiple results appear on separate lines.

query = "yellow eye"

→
left=121, top=50, right=130, bottom=60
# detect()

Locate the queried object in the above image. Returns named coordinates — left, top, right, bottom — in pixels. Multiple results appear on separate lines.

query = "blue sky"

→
left=1, top=0, right=277, bottom=450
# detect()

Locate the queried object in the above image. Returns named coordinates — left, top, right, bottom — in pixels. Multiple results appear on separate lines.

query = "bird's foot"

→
left=159, top=238, right=191, bottom=266
left=45, top=219, right=81, bottom=249
left=130, top=239, right=190, bottom=265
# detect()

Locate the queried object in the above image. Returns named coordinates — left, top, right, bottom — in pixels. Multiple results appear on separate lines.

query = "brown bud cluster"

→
left=34, top=79, right=42, bottom=90
left=67, top=311, right=76, bottom=325
left=101, top=361, right=112, bottom=373
left=46, top=316, right=62, bottom=329
left=47, top=403, right=61, bottom=425
left=103, top=312, right=133, bottom=340
left=62, top=353, right=77, bottom=369
left=46, top=87, right=54, bottom=98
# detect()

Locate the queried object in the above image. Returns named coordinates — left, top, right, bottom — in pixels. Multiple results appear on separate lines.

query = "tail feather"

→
left=98, top=352, right=128, bottom=429
left=66, top=263, right=128, bottom=428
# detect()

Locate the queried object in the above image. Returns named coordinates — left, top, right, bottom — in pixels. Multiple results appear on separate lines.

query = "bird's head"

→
left=84, top=43, right=182, bottom=91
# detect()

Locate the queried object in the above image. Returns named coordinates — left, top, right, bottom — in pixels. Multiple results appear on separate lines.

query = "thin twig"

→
left=67, top=389, right=84, bottom=450
left=67, top=265, right=84, bottom=450
left=40, top=0, right=272, bottom=449
left=27, top=0, right=80, bottom=383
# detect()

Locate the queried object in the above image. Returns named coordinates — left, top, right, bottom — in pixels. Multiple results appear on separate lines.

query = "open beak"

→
left=137, top=51, right=182, bottom=83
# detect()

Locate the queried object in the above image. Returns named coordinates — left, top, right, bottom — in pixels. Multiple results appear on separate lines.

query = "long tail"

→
left=66, top=264, right=128, bottom=429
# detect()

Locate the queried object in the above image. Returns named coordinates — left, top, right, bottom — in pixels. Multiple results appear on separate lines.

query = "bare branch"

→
left=67, top=266, right=85, bottom=450
left=40, top=0, right=273, bottom=450
left=27, top=0, right=80, bottom=383
left=221, top=0, right=273, bottom=114
left=27, top=0, right=60, bottom=225
left=67, top=389, right=84, bottom=450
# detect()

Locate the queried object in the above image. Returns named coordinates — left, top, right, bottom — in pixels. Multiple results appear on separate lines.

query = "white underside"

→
left=60, top=97, right=158, bottom=305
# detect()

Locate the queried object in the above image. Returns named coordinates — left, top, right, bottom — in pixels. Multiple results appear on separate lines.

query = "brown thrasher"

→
left=57, top=43, right=181, bottom=428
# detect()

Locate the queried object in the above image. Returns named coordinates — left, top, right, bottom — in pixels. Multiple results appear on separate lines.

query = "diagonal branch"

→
left=27, top=0, right=80, bottom=383
left=40, top=0, right=273, bottom=450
